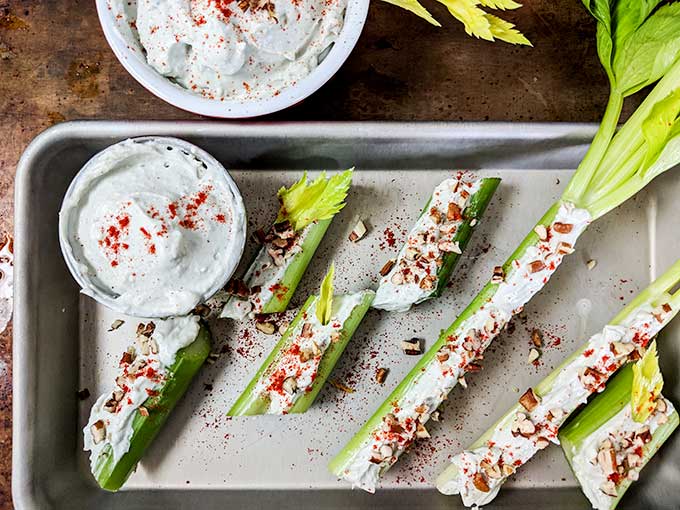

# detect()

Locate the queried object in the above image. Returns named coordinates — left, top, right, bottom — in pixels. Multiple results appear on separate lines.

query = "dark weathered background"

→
left=0, top=0, right=641, bottom=506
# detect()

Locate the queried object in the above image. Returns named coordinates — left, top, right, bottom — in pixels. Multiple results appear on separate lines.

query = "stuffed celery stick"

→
left=219, top=169, right=352, bottom=320
left=559, top=345, right=678, bottom=510
left=84, top=316, right=211, bottom=491
left=435, top=261, right=680, bottom=505
left=372, top=175, right=500, bottom=312
left=330, top=2, right=680, bottom=490
left=229, top=265, right=374, bottom=415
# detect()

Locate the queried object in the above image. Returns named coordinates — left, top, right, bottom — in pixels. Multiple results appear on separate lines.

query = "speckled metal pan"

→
left=13, top=121, right=680, bottom=509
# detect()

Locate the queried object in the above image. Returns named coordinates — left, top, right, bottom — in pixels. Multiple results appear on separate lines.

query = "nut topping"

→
left=402, top=338, right=423, bottom=355
left=472, top=472, right=490, bottom=493
left=552, top=222, right=573, bottom=234
left=108, top=319, right=125, bottom=332
left=491, top=266, right=505, bottom=284
left=415, top=422, right=430, bottom=439
left=255, top=321, right=276, bottom=335
left=376, top=368, right=389, bottom=384
left=447, top=202, right=462, bottom=222
left=519, top=388, right=540, bottom=412
left=597, top=448, right=617, bottom=475
left=527, top=347, right=541, bottom=364
left=535, top=437, right=550, bottom=450
left=419, top=274, right=437, bottom=290
left=502, top=464, right=515, bottom=476
left=656, top=398, right=667, bottom=413
left=379, top=444, right=394, bottom=459
left=531, top=328, right=543, bottom=347
left=534, top=224, right=548, bottom=241
left=438, top=240, right=462, bottom=254
left=138, top=406, right=149, bottom=417
left=586, top=259, right=597, bottom=270
left=528, top=260, right=546, bottom=273
left=600, top=480, right=617, bottom=497
left=301, top=322, right=314, bottom=339
left=90, top=420, right=106, bottom=444
left=380, top=259, right=396, bottom=276
left=610, top=341, right=635, bottom=357
left=391, top=271, right=404, bottom=285
left=348, top=220, right=367, bottom=242
left=557, top=241, right=574, bottom=255
left=282, top=376, right=298, bottom=395
left=225, top=278, right=250, bottom=298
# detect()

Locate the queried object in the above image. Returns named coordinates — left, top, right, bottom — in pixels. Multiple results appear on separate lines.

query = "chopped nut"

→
left=535, top=437, right=550, bottom=450
left=255, top=321, right=276, bottom=335
left=491, top=266, right=505, bottom=284
left=557, top=242, right=574, bottom=255
left=579, top=367, right=604, bottom=389
left=273, top=220, right=295, bottom=239
left=379, top=444, right=394, bottom=459
left=391, top=271, right=404, bottom=285
left=76, top=388, right=91, bottom=400
left=119, top=348, right=135, bottom=367
left=301, top=322, right=314, bottom=339
left=447, top=202, right=462, bottom=221
left=225, top=278, right=250, bottom=298
left=586, top=259, right=597, bottom=270
left=472, top=472, right=490, bottom=493
left=252, top=228, right=267, bottom=244
left=267, top=247, right=285, bottom=266
left=528, top=260, right=546, bottom=273
left=431, top=411, right=440, bottom=422
left=402, top=338, right=423, bottom=355
left=282, top=376, right=297, bottom=395
left=429, top=207, right=443, bottom=224
left=278, top=321, right=290, bottom=334
left=439, top=223, right=457, bottom=235
left=369, top=456, right=382, bottom=464
left=470, top=218, right=478, bottom=227
left=349, top=220, right=367, bottom=242
left=438, top=240, right=462, bottom=254
left=405, top=247, right=421, bottom=261
left=376, top=368, right=389, bottom=384
left=330, top=332, right=341, bottom=343
left=419, top=275, right=437, bottom=290
left=534, top=224, right=548, bottom=241
left=328, top=379, right=355, bottom=393
left=636, top=426, right=652, bottom=444
left=502, top=463, right=515, bottom=476
left=527, top=348, right=541, bottom=364
left=626, top=453, right=641, bottom=469
left=108, top=319, right=125, bottom=332
left=597, top=448, right=617, bottom=475
left=548, top=408, right=564, bottom=422
left=552, top=222, right=573, bottom=234
left=379, top=259, right=396, bottom=276
left=137, top=321, right=156, bottom=338
left=662, top=303, right=672, bottom=313
left=466, top=362, right=482, bottom=372
left=519, top=388, right=540, bottom=412
left=480, top=460, right=502, bottom=479
left=531, top=328, right=543, bottom=347
left=436, top=349, right=450, bottom=363
left=310, top=341, right=321, bottom=356
left=90, top=420, right=106, bottom=444
left=519, top=419, right=536, bottom=437
left=610, top=341, right=635, bottom=358
left=458, top=376, right=468, bottom=388
left=600, top=480, right=617, bottom=497
left=299, top=350, right=312, bottom=362
left=138, top=406, right=149, bottom=417
left=415, top=422, right=430, bottom=439
left=656, top=398, right=668, bottom=414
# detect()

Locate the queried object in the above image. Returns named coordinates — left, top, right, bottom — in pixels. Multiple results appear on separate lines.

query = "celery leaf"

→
left=486, top=13, right=532, bottom=46
left=479, top=0, right=522, bottom=9
left=382, top=0, right=441, bottom=26
left=631, top=340, right=664, bottom=423
left=437, top=0, right=493, bottom=41
left=641, top=88, right=680, bottom=172
left=277, top=169, right=353, bottom=231
left=316, top=264, right=335, bottom=326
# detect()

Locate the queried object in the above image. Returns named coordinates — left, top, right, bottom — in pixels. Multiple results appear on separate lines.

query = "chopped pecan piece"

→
left=534, top=224, right=548, bottom=241
left=528, top=260, right=546, bottom=273
left=519, top=388, right=540, bottom=412
left=376, top=368, right=389, bottom=384
left=491, top=266, right=505, bottom=284
left=380, top=259, right=396, bottom=276
left=527, top=348, right=540, bottom=364
left=552, top=222, right=573, bottom=234
left=531, top=328, right=543, bottom=347
left=438, top=240, right=462, bottom=254
left=282, top=377, right=297, bottom=395
left=402, top=338, right=423, bottom=355
left=429, top=207, right=442, bottom=224
left=225, top=278, right=250, bottom=298
left=349, top=220, right=367, bottom=242
left=472, top=472, right=490, bottom=493
left=419, top=274, right=437, bottom=290
left=90, top=420, right=106, bottom=444
left=415, top=422, right=430, bottom=439
left=447, top=202, right=463, bottom=221
left=597, top=447, right=617, bottom=475
left=255, top=321, right=276, bottom=335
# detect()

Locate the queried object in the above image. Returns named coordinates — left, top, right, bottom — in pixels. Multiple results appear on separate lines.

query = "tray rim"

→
left=12, top=120, right=603, bottom=510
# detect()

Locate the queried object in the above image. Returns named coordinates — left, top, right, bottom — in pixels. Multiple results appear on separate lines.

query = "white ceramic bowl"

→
left=95, top=0, right=369, bottom=118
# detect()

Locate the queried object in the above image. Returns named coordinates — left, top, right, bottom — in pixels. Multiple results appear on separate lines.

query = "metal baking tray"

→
left=13, top=121, right=680, bottom=509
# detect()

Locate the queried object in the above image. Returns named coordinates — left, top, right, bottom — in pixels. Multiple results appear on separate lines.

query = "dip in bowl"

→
left=59, top=137, right=246, bottom=317
left=96, top=0, right=369, bottom=117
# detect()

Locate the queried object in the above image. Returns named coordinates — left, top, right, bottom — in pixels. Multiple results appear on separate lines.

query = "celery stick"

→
left=91, top=326, right=211, bottom=491
left=220, top=170, right=352, bottom=320
left=373, top=176, right=500, bottom=312
left=560, top=364, right=679, bottom=510
left=434, top=260, right=680, bottom=506
left=229, top=290, right=374, bottom=415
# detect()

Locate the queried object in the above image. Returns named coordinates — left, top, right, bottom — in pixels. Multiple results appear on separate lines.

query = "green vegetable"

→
left=330, top=1, right=680, bottom=489
left=91, top=326, right=211, bottom=491
left=277, top=170, right=352, bottom=231
left=631, top=340, right=663, bottom=423
left=220, top=170, right=352, bottom=319
left=560, top=363, right=679, bottom=510
left=381, top=0, right=531, bottom=45
left=434, top=259, right=680, bottom=502
left=316, top=264, right=335, bottom=326
left=229, top=289, right=375, bottom=416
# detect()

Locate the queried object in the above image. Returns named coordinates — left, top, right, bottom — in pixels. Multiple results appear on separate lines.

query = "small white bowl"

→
left=95, top=0, right=369, bottom=118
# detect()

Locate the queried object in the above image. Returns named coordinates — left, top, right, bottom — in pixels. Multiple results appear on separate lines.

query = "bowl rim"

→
left=95, top=0, right=369, bottom=119
left=57, top=136, right=247, bottom=318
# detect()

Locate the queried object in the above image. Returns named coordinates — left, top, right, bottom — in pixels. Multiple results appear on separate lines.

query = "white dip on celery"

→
left=373, top=176, right=481, bottom=313
left=438, top=303, right=672, bottom=507
left=84, top=315, right=200, bottom=469
left=338, top=202, right=591, bottom=492
left=570, top=397, right=675, bottom=510
left=255, top=290, right=371, bottom=414
left=59, top=138, right=245, bottom=318
left=109, top=0, right=347, bottom=101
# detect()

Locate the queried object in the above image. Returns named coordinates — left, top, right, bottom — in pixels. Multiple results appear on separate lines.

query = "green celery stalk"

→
left=229, top=290, right=375, bottom=415
left=559, top=364, right=679, bottom=509
left=92, top=325, right=212, bottom=491
left=435, top=259, right=680, bottom=496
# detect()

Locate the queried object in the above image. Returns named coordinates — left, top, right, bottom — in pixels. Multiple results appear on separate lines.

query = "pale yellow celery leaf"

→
left=631, top=340, right=664, bottom=423
left=277, top=169, right=353, bottom=231
left=316, top=264, right=335, bottom=326
left=479, top=0, right=522, bottom=11
left=381, top=0, right=442, bottom=26
left=486, top=13, right=532, bottom=46
left=437, top=0, right=494, bottom=41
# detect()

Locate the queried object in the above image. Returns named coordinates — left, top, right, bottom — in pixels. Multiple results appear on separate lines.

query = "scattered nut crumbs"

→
left=256, top=321, right=276, bottom=335
left=586, top=259, right=597, bottom=270
left=402, top=337, right=423, bottom=355
left=531, top=328, right=543, bottom=347
left=376, top=367, right=389, bottom=384
left=528, top=347, right=541, bottom=364
left=76, top=388, right=90, bottom=400
left=349, top=219, right=367, bottom=242
left=108, top=319, right=125, bottom=332
left=328, top=379, right=355, bottom=393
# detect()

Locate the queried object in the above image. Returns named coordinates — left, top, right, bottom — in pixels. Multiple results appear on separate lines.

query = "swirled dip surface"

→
left=60, top=138, right=245, bottom=317
left=121, top=0, right=347, bottom=101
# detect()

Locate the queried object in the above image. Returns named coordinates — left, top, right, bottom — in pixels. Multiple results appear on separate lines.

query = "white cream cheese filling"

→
left=338, top=202, right=591, bottom=492
left=373, top=177, right=481, bottom=313
left=83, top=315, right=200, bottom=469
